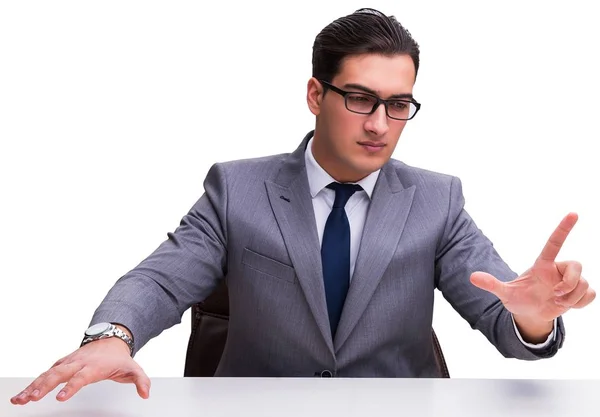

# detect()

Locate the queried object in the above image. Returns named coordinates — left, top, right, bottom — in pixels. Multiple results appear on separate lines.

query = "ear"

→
left=306, top=77, right=324, bottom=116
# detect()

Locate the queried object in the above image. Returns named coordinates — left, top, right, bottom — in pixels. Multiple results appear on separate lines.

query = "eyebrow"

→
left=342, top=83, right=413, bottom=100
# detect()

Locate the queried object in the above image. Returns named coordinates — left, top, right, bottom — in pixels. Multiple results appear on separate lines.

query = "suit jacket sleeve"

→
left=434, top=176, right=565, bottom=359
left=89, top=163, right=229, bottom=355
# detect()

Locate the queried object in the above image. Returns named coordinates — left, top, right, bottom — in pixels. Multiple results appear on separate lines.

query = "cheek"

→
left=339, top=115, right=370, bottom=141
left=331, top=109, right=356, bottom=130
left=328, top=114, right=359, bottom=145
left=322, top=105, right=351, bottom=135
left=392, top=120, right=408, bottom=135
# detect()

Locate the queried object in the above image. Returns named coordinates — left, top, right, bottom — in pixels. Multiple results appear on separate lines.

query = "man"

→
left=11, top=7, right=595, bottom=406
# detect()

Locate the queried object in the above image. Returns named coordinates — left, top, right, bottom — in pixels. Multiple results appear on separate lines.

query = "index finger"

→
left=538, top=212, right=578, bottom=262
left=10, top=362, right=80, bottom=405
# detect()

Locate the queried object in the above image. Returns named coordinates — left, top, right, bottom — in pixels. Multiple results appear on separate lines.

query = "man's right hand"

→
left=9, top=337, right=150, bottom=405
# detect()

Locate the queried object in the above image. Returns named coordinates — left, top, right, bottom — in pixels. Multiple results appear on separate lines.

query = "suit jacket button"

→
left=320, top=370, right=333, bottom=378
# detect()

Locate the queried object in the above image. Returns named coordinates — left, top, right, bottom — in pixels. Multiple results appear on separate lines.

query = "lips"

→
left=358, top=141, right=386, bottom=154
left=357, top=142, right=385, bottom=147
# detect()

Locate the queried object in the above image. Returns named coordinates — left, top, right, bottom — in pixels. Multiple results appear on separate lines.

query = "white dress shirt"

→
left=304, top=136, right=556, bottom=349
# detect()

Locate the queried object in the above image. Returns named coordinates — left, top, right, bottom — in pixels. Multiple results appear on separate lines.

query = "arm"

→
left=434, top=177, right=564, bottom=359
left=10, top=163, right=231, bottom=406
left=89, top=162, right=229, bottom=355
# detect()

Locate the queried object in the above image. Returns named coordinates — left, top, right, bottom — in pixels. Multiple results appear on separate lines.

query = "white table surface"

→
left=2, top=377, right=599, bottom=417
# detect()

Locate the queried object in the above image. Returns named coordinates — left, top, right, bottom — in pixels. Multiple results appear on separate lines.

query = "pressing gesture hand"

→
left=470, top=213, right=595, bottom=329
left=10, top=337, right=150, bottom=405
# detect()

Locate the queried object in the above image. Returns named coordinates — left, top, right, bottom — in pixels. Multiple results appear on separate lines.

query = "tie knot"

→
left=326, top=182, right=362, bottom=208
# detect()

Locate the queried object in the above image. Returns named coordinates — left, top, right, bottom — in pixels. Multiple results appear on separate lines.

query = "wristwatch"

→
left=81, top=322, right=134, bottom=356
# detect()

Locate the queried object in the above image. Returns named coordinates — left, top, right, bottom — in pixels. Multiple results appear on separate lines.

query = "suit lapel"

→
left=265, top=132, right=335, bottom=356
left=334, top=164, right=416, bottom=352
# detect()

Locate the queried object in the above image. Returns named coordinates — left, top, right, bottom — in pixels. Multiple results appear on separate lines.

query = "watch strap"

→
left=81, top=323, right=134, bottom=356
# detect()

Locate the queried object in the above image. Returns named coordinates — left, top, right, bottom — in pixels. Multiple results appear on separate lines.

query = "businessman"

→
left=11, top=7, right=595, bottom=405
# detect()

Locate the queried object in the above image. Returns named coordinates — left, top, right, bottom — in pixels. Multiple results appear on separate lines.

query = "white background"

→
left=1, top=1, right=598, bottom=380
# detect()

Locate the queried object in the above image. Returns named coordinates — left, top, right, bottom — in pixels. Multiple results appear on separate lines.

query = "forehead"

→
left=333, top=54, right=416, bottom=97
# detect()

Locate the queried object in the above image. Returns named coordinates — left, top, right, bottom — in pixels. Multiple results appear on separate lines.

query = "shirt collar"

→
left=304, top=136, right=380, bottom=199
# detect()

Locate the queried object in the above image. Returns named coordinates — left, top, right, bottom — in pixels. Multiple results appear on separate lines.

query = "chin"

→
left=352, top=162, right=383, bottom=178
left=360, top=157, right=386, bottom=171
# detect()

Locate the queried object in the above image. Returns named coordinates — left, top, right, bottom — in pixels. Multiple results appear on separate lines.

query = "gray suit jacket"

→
left=91, top=131, right=565, bottom=377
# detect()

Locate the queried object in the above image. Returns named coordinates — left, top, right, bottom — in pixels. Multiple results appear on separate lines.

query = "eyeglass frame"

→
left=319, top=79, right=421, bottom=121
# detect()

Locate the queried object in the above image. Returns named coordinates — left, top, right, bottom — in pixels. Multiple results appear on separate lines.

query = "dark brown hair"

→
left=312, top=8, right=420, bottom=82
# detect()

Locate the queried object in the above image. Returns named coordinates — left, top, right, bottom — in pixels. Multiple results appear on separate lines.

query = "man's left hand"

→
left=470, top=213, right=595, bottom=325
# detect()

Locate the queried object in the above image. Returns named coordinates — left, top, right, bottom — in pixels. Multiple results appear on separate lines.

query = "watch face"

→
left=85, top=322, right=111, bottom=336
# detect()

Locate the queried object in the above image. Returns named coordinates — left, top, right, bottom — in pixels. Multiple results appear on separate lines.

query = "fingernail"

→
left=18, top=392, right=28, bottom=398
left=57, top=391, right=66, bottom=399
left=31, top=390, right=40, bottom=397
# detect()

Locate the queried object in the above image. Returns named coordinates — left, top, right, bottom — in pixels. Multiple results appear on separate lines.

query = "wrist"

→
left=113, top=324, right=133, bottom=340
left=112, top=324, right=134, bottom=354
left=81, top=322, right=135, bottom=356
left=512, top=314, right=554, bottom=344
left=98, top=335, right=133, bottom=356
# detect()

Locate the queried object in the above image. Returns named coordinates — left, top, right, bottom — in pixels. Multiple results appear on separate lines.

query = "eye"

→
left=389, top=101, right=409, bottom=110
left=348, top=94, right=372, bottom=103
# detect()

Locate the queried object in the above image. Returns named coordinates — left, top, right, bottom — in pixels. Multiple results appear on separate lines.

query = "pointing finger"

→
left=537, top=213, right=578, bottom=262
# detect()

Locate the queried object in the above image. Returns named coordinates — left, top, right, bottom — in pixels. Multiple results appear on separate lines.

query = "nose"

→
left=364, top=103, right=389, bottom=136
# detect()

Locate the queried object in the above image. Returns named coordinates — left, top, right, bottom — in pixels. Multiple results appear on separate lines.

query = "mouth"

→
left=357, top=142, right=386, bottom=153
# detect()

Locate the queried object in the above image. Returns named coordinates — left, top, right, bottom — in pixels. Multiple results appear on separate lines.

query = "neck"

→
left=311, top=135, right=368, bottom=183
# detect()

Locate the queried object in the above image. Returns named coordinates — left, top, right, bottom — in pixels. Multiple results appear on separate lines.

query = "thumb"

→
left=470, top=271, right=507, bottom=299
left=133, top=370, right=151, bottom=399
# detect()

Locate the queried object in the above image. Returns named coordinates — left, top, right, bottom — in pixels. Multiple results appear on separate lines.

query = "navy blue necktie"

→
left=321, top=182, right=362, bottom=338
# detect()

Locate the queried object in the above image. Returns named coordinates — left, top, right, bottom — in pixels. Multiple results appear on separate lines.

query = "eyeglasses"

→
left=319, top=80, right=421, bottom=121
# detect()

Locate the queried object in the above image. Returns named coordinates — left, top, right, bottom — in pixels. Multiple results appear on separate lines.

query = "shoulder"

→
left=204, top=152, right=291, bottom=186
